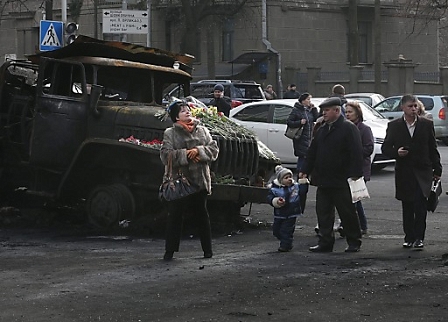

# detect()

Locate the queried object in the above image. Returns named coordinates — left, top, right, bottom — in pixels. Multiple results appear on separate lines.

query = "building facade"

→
left=0, top=0, right=442, bottom=95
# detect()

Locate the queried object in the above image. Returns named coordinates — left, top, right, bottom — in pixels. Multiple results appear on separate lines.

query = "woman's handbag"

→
left=347, top=177, right=370, bottom=203
left=159, top=153, right=198, bottom=202
left=427, top=179, right=442, bottom=212
left=284, top=125, right=303, bottom=140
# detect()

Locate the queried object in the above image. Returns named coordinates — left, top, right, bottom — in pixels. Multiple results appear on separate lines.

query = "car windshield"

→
left=347, top=96, right=372, bottom=106
left=357, top=101, right=386, bottom=120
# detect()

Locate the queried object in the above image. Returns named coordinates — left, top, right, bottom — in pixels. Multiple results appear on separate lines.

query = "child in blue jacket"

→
left=267, top=165, right=302, bottom=252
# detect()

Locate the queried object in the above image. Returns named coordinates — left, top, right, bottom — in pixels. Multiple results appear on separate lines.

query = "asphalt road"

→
left=1, top=145, right=448, bottom=321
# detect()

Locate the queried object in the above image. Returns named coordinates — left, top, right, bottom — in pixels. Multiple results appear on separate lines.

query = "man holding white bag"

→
left=299, top=96, right=364, bottom=253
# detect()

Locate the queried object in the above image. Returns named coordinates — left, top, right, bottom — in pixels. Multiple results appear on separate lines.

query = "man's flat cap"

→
left=319, top=97, right=341, bottom=109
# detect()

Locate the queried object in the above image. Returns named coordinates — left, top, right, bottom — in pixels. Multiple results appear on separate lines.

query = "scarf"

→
left=177, top=120, right=195, bottom=133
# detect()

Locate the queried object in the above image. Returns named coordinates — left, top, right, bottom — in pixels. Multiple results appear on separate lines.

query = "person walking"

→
left=329, top=84, right=347, bottom=115
left=208, top=84, right=231, bottom=117
left=267, top=165, right=302, bottom=252
left=283, top=84, right=300, bottom=99
left=345, top=101, right=374, bottom=235
left=299, top=96, right=364, bottom=253
left=264, top=84, right=277, bottom=100
left=160, top=100, right=219, bottom=260
left=382, top=94, right=442, bottom=249
left=286, top=92, right=318, bottom=214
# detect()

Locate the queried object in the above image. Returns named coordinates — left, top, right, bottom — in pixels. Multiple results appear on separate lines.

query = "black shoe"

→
left=163, top=251, right=174, bottom=261
left=345, top=245, right=360, bottom=253
left=204, top=252, right=213, bottom=258
left=413, top=240, right=424, bottom=249
left=278, top=246, right=292, bottom=252
left=402, top=242, right=413, bottom=248
left=309, top=245, right=333, bottom=253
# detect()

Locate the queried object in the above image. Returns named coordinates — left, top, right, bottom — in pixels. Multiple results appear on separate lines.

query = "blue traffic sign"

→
left=40, top=20, right=64, bottom=51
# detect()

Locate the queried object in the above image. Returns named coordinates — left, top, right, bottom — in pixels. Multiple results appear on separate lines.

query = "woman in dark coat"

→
left=345, top=101, right=374, bottom=234
left=160, top=100, right=219, bottom=260
left=286, top=92, right=318, bottom=213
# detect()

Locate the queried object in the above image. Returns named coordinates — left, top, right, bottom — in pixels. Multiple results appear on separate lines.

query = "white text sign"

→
left=102, top=9, right=148, bottom=34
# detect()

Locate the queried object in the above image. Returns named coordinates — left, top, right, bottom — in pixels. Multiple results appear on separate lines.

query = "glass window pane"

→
left=273, top=105, right=292, bottom=124
left=233, top=104, right=269, bottom=123
left=418, top=97, right=434, bottom=110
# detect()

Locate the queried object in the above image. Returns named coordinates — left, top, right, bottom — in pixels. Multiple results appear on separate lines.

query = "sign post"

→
left=40, top=20, right=64, bottom=51
left=102, top=9, right=149, bottom=34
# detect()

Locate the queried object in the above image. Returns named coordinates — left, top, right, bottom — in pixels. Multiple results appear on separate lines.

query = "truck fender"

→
left=57, top=137, right=163, bottom=200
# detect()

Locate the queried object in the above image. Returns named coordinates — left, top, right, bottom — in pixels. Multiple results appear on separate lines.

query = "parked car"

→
left=229, top=98, right=394, bottom=169
left=345, top=92, right=386, bottom=107
left=163, top=79, right=266, bottom=108
left=373, top=95, right=448, bottom=144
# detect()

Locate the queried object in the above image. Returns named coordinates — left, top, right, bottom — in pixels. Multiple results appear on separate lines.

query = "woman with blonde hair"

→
left=416, top=99, right=432, bottom=119
left=345, top=101, right=374, bottom=234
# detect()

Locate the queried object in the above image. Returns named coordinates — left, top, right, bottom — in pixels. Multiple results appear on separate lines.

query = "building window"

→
left=222, top=18, right=234, bottom=61
left=16, top=28, right=39, bottom=58
left=358, top=21, right=372, bottom=64
left=347, top=21, right=372, bottom=64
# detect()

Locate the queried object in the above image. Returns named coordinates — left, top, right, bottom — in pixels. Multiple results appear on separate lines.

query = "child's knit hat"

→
left=275, top=165, right=292, bottom=182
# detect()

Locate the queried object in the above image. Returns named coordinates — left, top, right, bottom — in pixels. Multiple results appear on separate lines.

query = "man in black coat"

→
left=299, top=97, right=364, bottom=253
left=283, top=84, right=300, bottom=99
left=382, top=94, right=442, bottom=249
left=208, top=84, right=231, bottom=117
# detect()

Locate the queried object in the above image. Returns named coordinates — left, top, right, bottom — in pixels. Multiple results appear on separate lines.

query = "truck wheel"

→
left=86, top=185, right=122, bottom=228
left=110, top=183, right=135, bottom=221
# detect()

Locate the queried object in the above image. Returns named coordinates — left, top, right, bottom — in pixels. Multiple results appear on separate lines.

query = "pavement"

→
left=1, top=155, right=448, bottom=321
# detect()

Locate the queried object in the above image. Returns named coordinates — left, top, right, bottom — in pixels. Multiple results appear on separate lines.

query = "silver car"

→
left=373, top=95, right=448, bottom=144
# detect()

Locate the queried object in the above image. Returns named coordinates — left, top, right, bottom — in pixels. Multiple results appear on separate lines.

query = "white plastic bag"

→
left=347, top=177, right=370, bottom=203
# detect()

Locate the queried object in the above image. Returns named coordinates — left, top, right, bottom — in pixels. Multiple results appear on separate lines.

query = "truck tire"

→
left=86, top=184, right=122, bottom=228
left=110, top=183, right=135, bottom=221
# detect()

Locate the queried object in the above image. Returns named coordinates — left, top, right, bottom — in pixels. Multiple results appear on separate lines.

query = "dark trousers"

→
left=401, top=179, right=428, bottom=243
left=297, top=156, right=309, bottom=214
left=165, top=190, right=212, bottom=254
left=355, top=200, right=368, bottom=231
left=316, top=186, right=362, bottom=248
left=273, top=217, right=297, bottom=249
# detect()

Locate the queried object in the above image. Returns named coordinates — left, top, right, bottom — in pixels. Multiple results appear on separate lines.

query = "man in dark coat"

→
left=300, top=96, right=364, bottom=253
left=329, top=83, right=347, bottom=116
left=382, top=94, right=442, bottom=249
left=283, top=84, right=300, bottom=99
left=208, top=84, right=231, bottom=117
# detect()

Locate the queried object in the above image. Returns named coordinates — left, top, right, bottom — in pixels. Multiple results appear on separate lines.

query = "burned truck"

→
left=0, top=36, right=277, bottom=229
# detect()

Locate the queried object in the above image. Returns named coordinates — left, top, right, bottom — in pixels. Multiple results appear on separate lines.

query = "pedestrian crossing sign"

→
left=40, top=20, right=63, bottom=51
